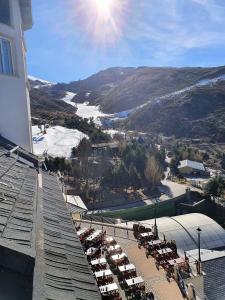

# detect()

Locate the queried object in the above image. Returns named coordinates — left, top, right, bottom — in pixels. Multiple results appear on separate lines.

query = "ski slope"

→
left=61, top=92, right=109, bottom=125
left=32, top=125, right=88, bottom=158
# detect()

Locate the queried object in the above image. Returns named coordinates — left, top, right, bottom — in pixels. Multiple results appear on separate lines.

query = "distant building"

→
left=92, top=141, right=119, bottom=156
left=66, top=195, right=88, bottom=215
left=178, top=160, right=206, bottom=176
left=0, top=0, right=33, bottom=152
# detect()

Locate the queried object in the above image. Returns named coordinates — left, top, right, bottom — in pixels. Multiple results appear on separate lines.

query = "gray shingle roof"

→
left=0, top=137, right=101, bottom=300
left=36, top=172, right=101, bottom=300
left=178, top=160, right=205, bottom=172
left=203, top=256, right=225, bottom=300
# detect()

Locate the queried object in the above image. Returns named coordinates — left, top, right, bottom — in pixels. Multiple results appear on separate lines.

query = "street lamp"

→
left=154, top=203, right=158, bottom=238
left=196, top=227, right=202, bottom=274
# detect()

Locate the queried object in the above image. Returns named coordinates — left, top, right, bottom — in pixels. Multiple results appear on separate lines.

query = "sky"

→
left=26, top=0, right=225, bottom=83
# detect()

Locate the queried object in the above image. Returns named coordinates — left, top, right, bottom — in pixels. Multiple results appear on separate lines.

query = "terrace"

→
left=75, top=220, right=188, bottom=300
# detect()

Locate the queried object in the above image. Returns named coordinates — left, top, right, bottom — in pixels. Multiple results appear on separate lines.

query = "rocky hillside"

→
left=29, top=66, right=225, bottom=142
left=127, top=81, right=225, bottom=142
left=30, top=88, right=75, bottom=125
left=39, top=66, right=225, bottom=113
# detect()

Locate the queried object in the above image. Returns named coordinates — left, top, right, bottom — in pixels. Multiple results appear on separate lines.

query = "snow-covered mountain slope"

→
left=122, top=73, right=225, bottom=119
left=32, top=125, right=88, bottom=158
left=61, top=92, right=109, bottom=125
left=28, top=75, right=55, bottom=89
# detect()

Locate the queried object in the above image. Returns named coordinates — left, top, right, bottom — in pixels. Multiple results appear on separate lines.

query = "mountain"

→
left=29, top=66, right=225, bottom=142
left=37, top=66, right=225, bottom=113
left=127, top=80, right=225, bottom=142
left=30, top=87, right=75, bottom=125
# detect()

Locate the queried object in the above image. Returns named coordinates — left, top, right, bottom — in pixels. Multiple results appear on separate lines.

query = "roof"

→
left=178, top=160, right=205, bottom=172
left=0, top=137, right=101, bottom=300
left=139, top=213, right=225, bottom=251
left=66, top=195, right=88, bottom=214
left=186, top=249, right=225, bottom=300
left=34, top=172, right=100, bottom=300
left=19, top=0, right=33, bottom=30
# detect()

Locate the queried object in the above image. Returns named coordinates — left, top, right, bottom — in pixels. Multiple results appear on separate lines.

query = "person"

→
left=146, top=291, right=155, bottom=300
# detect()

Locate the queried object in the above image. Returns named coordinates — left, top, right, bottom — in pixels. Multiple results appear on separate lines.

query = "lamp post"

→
left=154, top=203, right=158, bottom=238
left=196, top=227, right=202, bottom=274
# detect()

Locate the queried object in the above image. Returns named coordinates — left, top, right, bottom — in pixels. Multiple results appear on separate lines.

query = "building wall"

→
left=0, top=0, right=32, bottom=152
left=179, top=166, right=194, bottom=175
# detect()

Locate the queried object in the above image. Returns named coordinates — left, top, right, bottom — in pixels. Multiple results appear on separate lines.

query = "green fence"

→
left=96, top=200, right=176, bottom=221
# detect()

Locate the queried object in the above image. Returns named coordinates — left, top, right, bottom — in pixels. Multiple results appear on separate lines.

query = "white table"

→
left=111, top=253, right=127, bottom=262
left=99, top=283, right=119, bottom=294
left=86, top=230, right=103, bottom=242
left=140, top=232, right=153, bottom=238
left=91, top=257, right=107, bottom=266
left=168, top=258, right=185, bottom=266
left=95, top=269, right=112, bottom=279
left=118, top=264, right=136, bottom=273
left=106, top=237, right=115, bottom=243
left=148, top=239, right=162, bottom=246
left=126, top=276, right=144, bottom=287
left=157, top=247, right=172, bottom=255
left=77, top=227, right=88, bottom=236
left=86, top=247, right=98, bottom=256
left=108, top=244, right=121, bottom=252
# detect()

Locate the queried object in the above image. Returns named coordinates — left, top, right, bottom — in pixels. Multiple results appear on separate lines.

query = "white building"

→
left=0, top=0, right=33, bottom=152
left=178, top=159, right=206, bottom=176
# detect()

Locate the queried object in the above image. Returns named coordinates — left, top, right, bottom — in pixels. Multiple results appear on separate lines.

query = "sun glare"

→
left=75, top=0, right=127, bottom=45
left=94, top=0, right=113, bottom=16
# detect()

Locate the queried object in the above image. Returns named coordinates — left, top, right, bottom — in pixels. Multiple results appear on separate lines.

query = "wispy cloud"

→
left=28, top=0, right=225, bottom=81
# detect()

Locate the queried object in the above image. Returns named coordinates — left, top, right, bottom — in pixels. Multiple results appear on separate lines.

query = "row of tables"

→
left=138, top=229, right=188, bottom=273
left=90, top=235, right=145, bottom=297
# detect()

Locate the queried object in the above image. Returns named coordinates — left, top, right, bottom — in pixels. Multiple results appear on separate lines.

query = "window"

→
left=0, top=38, right=13, bottom=75
left=0, top=0, right=11, bottom=26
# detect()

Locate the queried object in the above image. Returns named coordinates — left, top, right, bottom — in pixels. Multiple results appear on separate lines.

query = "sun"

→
left=94, top=0, right=114, bottom=16
left=74, top=0, right=127, bottom=45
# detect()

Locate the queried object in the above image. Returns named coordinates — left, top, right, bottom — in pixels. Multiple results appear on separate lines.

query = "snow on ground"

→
left=61, top=92, right=109, bottom=125
left=28, top=75, right=55, bottom=88
left=76, top=103, right=107, bottom=125
left=32, top=125, right=88, bottom=158
left=61, top=92, right=77, bottom=106
left=103, top=129, right=125, bottom=137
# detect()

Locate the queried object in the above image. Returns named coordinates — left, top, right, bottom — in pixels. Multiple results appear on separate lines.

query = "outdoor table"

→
left=91, top=257, right=107, bottom=266
left=168, top=257, right=185, bottom=266
left=106, top=237, right=115, bottom=244
left=99, top=283, right=119, bottom=295
left=126, top=276, right=144, bottom=287
left=148, top=239, right=162, bottom=246
left=107, top=244, right=121, bottom=253
left=140, top=232, right=153, bottom=238
left=86, top=247, right=98, bottom=256
left=118, top=264, right=136, bottom=273
left=86, top=230, right=103, bottom=242
left=157, top=247, right=172, bottom=255
left=95, top=269, right=112, bottom=279
left=111, top=253, right=127, bottom=262
left=77, top=227, right=88, bottom=237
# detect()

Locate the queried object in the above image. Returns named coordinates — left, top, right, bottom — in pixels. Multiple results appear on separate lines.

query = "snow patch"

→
left=103, top=129, right=125, bottom=137
left=61, top=92, right=108, bottom=125
left=61, top=92, right=77, bottom=106
left=32, top=125, right=88, bottom=158
left=29, top=75, right=56, bottom=89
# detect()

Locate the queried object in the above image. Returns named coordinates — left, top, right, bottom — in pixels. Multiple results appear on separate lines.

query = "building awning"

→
left=19, top=0, right=33, bottom=30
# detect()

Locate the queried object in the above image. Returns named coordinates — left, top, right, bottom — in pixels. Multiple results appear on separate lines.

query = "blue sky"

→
left=26, top=0, right=225, bottom=83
